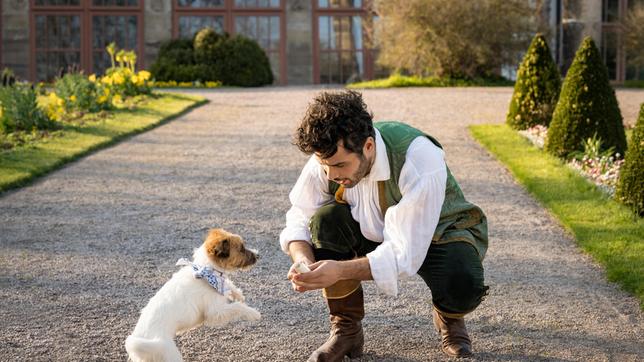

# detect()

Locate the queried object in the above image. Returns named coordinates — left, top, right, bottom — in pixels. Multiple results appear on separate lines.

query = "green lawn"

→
left=469, top=124, right=644, bottom=309
left=347, top=74, right=513, bottom=89
left=0, top=92, right=206, bottom=193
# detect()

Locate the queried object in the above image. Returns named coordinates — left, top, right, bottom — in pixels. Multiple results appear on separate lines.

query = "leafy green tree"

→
left=373, top=0, right=534, bottom=79
left=615, top=104, right=644, bottom=216
left=545, top=37, right=627, bottom=158
left=507, top=33, right=561, bottom=129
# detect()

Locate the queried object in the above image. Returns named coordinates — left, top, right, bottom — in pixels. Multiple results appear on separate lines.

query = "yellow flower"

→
left=101, top=76, right=113, bottom=85
left=138, top=70, right=151, bottom=81
left=179, top=82, right=192, bottom=87
left=104, top=87, right=110, bottom=95
left=88, top=74, right=97, bottom=82
left=97, top=95, right=108, bottom=104
left=70, top=95, right=77, bottom=102
left=112, top=73, right=125, bottom=85
left=131, top=75, right=139, bottom=85
left=112, top=94, right=122, bottom=105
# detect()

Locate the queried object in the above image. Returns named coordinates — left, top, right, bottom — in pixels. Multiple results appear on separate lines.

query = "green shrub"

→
left=211, top=35, right=273, bottom=87
left=507, top=34, right=561, bottom=130
left=545, top=37, right=627, bottom=158
left=194, top=28, right=226, bottom=62
left=2, top=68, right=16, bottom=87
left=150, top=39, right=196, bottom=82
left=54, top=73, right=107, bottom=114
left=615, top=104, right=644, bottom=216
left=150, top=30, right=273, bottom=86
left=103, top=43, right=152, bottom=98
left=0, top=84, right=53, bottom=134
left=157, top=39, right=195, bottom=65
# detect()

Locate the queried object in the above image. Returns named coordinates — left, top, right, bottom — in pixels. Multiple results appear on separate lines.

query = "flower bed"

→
left=152, top=80, right=222, bottom=88
left=518, top=125, right=624, bottom=196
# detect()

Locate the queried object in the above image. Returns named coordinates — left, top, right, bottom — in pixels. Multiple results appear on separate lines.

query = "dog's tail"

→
left=125, top=335, right=182, bottom=362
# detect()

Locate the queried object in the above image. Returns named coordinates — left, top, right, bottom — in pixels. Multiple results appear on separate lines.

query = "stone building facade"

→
left=0, top=0, right=641, bottom=85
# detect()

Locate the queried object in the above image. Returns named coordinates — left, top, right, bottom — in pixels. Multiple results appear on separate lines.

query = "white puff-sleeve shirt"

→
left=279, top=129, right=447, bottom=296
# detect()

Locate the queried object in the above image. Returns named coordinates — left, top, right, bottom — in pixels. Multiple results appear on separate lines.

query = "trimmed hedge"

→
left=149, top=39, right=199, bottom=82
left=616, top=104, right=644, bottom=216
left=507, top=33, right=561, bottom=130
left=211, top=35, right=273, bottom=87
left=545, top=37, right=627, bottom=158
left=150, top=29, right=273, bottom=87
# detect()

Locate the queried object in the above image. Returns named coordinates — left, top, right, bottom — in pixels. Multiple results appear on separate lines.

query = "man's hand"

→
left=287, top=259, right=314, bottom=292
left=287, top=240, right=316, bottom=292
left=291, top=260, right=343, bottom=291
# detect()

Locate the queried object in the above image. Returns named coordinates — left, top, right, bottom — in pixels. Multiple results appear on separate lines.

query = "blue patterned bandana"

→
left=176, top=258, right=230, bottom=296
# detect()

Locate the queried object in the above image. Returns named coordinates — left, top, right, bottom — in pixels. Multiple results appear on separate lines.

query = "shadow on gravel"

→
left=475, top=318, right=643, bottom=360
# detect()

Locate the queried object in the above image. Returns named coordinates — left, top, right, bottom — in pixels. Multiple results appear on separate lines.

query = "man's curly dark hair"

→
left=294, top=90, right=375, bottom=159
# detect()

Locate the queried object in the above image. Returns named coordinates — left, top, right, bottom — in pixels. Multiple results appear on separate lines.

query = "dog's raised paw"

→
left=245, top=307, right=261, bottom=321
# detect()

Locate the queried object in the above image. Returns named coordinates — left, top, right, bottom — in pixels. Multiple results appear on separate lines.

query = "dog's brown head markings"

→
left=204, top=228, right=258, bottom=271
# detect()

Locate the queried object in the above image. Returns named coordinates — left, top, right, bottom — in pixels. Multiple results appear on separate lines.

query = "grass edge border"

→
left=0, top=93, right=208, bottom=195
left=468, top=123, right=644, bottom=310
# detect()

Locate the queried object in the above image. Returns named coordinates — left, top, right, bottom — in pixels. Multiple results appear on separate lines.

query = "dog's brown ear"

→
left=213, top=238, right=230, bottom=258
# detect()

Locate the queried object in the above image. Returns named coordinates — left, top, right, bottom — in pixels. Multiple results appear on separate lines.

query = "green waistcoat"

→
left=329, top=121, right=488, bottom=259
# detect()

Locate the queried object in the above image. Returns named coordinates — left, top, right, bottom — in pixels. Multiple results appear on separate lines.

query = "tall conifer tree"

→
left=616, top=104, right=644, bottom=216
left=545, top=37, right=626, bottom=158
left=507, top=34, right=561, bottom=130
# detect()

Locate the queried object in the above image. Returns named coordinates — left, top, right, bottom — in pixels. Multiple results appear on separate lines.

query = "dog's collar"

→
left=176, top=258, right=230, bottom=296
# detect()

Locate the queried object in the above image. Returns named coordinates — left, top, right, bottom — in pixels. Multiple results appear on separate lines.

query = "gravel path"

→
left=1, top=87, right=642, bottom=361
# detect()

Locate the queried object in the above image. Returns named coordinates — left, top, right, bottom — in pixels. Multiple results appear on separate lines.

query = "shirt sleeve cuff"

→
left=366, top=243, right=399, bottom=297
left=279, top=228, right=312, bottom=255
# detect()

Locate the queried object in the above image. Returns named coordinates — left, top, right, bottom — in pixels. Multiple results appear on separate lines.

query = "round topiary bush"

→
left=544, top=36, right=627, bottom=158
left=151, top=30, right=273, bottom=86
left=194, top=28, right=226, bottom=63
left=150, top=39, right=197, bottom=82
left=507, top=33, right=561, bottom=130
left=615, top=103, right=644, bottom=216
left=212, top=35, right=273, bottom=87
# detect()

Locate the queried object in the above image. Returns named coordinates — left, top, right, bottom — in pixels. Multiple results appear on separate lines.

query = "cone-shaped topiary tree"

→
left=507, top=33, right=561, bottom=130
left=544, top=37, right=627, bottom=158
left=615, top=104, right=644, bottom=216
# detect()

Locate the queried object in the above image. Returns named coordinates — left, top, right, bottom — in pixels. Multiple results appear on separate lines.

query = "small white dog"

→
left=125, top=228, right=261, bottom=362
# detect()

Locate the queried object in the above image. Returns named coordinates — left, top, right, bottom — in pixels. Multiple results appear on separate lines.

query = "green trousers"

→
left=310, top=202, right=488, bottom=314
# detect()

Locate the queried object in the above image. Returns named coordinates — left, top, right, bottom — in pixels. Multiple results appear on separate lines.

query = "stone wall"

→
left=1, top=0, right=30, bottom=80
left=286, top=0, right=313, bottom=85
left=143, top=0, right=172, bottom=70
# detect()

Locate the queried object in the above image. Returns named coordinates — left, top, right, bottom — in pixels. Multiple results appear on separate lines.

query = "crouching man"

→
left=280, top=90, right=489, bottom=360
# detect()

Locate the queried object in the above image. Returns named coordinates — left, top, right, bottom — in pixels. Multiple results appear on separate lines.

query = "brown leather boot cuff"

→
left=433, top=303, right=474, bottom=319
left=323, top=280, right=361, bottom=299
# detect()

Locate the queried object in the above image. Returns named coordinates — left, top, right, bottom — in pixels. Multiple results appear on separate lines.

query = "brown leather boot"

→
left=432, top=306, right=472, bottom=358
left=308, top=280, right=364, bottom=362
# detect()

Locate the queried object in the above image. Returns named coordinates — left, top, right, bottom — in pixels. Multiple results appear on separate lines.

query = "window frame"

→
left=312, top=0, right=374, bottom=84
left=30, top=0, right=145, bottom=81
left=600, top=0, right=629, bottom=82
left=171, top=0, right=286, bottom=84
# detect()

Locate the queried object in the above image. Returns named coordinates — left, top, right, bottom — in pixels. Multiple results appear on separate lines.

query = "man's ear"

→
left=214, top=239, right=230, bottom=258
left=364, top=136, right=375, bottom=153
